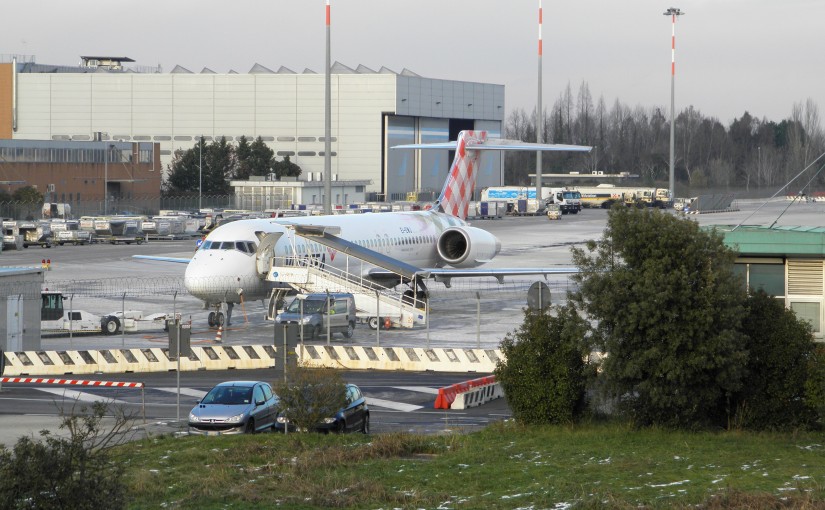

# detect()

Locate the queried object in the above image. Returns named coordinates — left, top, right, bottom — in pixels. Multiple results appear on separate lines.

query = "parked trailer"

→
left=2, top=220, right=24, bottom=251
left=18, top=220, right=53, bottom=248
left=41, top=291, right=168, bottom=336
left=480, top=186, right=581, bottom=214
left=94, top=216, right=146, bottom=244
left=50, top=219, right=92, bottom=245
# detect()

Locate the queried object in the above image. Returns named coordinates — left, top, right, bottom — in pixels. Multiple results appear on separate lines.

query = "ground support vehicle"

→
left=50, top=220, right=92, bottom=246
left=546, top=203, right=562, bottom=220
left=18, top=220, right=53, bottom=248
left=274, top=293, right=357, bottom=339
left=2, top=220, right=24, bottom=251
left=545, top=188, right=582, bottom=214
left=41, top=291, right=122, bottom=335
left=575, top=185, right=663, bottom=209
left=94, top=217, right=146, bottom=244
left=40, top=291, right=167, bottom=336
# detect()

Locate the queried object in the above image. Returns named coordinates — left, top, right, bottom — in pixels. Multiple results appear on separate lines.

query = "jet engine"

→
left=436, top=226, right=501, bottom=268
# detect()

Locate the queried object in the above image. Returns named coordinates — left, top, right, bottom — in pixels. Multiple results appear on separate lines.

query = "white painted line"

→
left=392, top=386, right=439, bottom=395
left=155, top=387, right=207, bottom=399
left=36, top=388, right=129, bottom=405
left=365, top=397, right=423, bottom=412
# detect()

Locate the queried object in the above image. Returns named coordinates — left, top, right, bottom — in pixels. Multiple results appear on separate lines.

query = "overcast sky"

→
left=4, top=0, right=823, bottom=125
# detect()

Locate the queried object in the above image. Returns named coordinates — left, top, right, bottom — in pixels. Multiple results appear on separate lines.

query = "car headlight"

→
left=322, top=417, right=335, bottom=424
left=275, top=314, right=282, bottom=322
left=300, top=316, right=312, bottom=324
left=277, top=416, right=289, bottom=424
left=189, top=413, right=200, bottom=423
left=226, top=413, right=244, bottom=424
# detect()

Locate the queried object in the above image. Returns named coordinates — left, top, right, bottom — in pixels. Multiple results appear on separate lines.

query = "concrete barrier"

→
left=452, top=382, right=504, bottom=409
left=297, top=345, right=503, bottom=373
left=1, top=345, right=276, bottom=376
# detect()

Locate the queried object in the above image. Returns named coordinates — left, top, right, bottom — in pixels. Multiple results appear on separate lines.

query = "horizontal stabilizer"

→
left=392, top=139, right=591, bottom=152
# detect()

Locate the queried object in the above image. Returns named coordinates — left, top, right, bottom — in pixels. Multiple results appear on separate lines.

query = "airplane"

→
left=134, top=130, right=590, bottom=327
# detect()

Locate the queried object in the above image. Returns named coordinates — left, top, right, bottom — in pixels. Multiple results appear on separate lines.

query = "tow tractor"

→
left=41, top=291, right=168, bottom=336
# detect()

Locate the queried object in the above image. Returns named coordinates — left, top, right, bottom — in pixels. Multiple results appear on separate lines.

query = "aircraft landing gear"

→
left=207, top=302, right=234, bottom=329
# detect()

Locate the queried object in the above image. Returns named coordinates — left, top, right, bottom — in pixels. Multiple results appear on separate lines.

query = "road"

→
left=0, top=368, right=510, bottom=446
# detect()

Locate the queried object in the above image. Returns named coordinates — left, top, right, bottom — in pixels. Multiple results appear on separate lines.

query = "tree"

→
left=274, top=154, right=301, bottom=179
left=733, top=290, right=820, bottom=430
left=571, top=206, right=748, bottom=429
left=12, top=185, right=44, bottom=203
left=496, top=303, right=591, bottom=425
left=273, top=367, right=347, bottom=432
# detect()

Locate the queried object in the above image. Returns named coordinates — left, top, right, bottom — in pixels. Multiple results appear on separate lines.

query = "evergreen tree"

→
left=571, top=206, right=748, bottom=429
left=496, top=302, right=591, bottom=425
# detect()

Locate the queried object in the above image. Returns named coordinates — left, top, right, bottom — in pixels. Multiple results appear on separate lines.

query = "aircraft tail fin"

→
left=434, top=130, right=487, bottom=220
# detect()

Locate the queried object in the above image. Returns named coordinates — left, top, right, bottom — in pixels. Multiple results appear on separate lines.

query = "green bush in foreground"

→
left=735, top=289, right=821, bottom=430
left=0, top=402, right=128, bottom=510
left=496, top=303, right=591, bottom=425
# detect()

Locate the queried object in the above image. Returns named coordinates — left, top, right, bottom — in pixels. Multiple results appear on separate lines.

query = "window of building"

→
left=790, top=301, right=820, bottom=333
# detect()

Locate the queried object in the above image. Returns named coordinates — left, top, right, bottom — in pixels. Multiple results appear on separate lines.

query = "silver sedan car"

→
left=188, top=381, right=279, bottom=435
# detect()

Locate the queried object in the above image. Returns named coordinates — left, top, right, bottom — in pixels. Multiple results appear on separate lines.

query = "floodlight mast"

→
left=664, top=7, right=684, bottom=204
left=535, top=0, right=543, bottom=209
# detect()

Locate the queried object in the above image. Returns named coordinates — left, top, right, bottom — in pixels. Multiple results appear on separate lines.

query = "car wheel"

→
left=343, top=322, right=354, bottom=338
left=245, top=418, right=255, bottom=434
left=361, top=413, right=370, bottom=434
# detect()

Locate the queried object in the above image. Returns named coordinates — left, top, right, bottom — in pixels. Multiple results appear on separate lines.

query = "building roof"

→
left=709, top=225, right=825, bottom=257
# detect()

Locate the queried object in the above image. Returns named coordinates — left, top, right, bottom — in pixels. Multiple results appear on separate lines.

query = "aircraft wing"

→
left=366, top=266, right=578, bottom=287
left=132, top=255, right=191, bottom=264
left=392, top=138, right=591, bottom=152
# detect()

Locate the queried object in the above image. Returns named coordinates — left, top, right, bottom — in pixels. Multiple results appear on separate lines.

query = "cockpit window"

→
left=236, top=241, right=249, bottom=253
left=209, top=241, right=222, bottom=249
left=201, top=240, right=212, bottom=250
left=220, top=242, right=233, bottom=250
left=247, top=241, right=257, bottom=253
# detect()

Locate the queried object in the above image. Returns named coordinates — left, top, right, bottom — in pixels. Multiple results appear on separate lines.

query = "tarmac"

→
left=2, top=197, right=823, bottom=355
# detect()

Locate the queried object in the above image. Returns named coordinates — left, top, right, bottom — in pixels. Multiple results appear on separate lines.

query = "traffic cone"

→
left=215, top=324, right=223, bottom=343
left=46, top=259, right=51, bottom=271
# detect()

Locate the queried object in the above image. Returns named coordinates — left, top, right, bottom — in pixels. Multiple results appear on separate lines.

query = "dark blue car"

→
left=274, top=383, right=369, bottom=434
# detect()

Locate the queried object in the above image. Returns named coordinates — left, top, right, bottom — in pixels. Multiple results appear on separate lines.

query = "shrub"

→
left=734, top=290, right=820, bottom=430
left=0, top=402, right=129, bottom=510
left=496, top=303, right=591, bottom=425
left=274, top=366, right=348, bottom=432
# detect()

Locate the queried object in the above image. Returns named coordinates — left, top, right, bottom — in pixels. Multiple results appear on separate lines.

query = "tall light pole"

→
left=323, top=0, right=332, bottom=215
left=535, top=0, right=543, bottom=208
left=104, top=143, right=108, bottom=214
left=198, top=136, right=203, bottom=211
left=664, top=7, right=684, bottom=203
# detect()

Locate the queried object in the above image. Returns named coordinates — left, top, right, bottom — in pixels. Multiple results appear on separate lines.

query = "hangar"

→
left=0, top=56, right=505, bottom=204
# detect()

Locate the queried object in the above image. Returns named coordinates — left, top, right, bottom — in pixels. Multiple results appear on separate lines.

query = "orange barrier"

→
left=434, top=375, right=496, bottom=409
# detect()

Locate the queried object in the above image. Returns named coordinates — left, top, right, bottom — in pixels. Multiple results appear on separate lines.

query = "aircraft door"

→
left=255, top=232, right=284, bottom=278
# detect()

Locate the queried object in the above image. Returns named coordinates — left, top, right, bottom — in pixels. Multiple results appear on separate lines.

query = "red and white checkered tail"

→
left=435, top=130, right=487, bottom=220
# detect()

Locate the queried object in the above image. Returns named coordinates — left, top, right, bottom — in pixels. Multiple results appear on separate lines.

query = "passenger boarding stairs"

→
left=267, top=256, right=426, bottom=328
left=259, top=225, right=427, bottom=329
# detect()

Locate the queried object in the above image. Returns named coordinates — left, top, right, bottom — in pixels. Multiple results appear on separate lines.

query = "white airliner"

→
left=135, top=130, right=590, bottom=326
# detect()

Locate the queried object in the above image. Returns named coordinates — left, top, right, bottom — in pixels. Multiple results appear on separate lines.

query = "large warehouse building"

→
left=0, top=56, right=505, bottom=205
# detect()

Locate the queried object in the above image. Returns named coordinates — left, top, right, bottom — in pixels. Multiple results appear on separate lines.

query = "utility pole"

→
left=664, top=7, right=684, bottom=203
left=323, top=0, right=332, bottom=215
left=535, top=0, right=544, bottom=209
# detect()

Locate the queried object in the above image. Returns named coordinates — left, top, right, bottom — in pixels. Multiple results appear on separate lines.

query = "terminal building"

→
left=0, top=56, right=506, bottom=205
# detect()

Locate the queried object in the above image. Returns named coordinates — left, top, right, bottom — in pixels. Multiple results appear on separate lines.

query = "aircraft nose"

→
left=184, top=250, right=260, bottom=301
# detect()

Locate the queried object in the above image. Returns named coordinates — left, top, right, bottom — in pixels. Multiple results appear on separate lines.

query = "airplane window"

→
left=247, top=241, right=256, bottom=252
left=220, top=242, right=233, bottom=250
left=236, top=241, right=248, bottom=253
left=209, top=242, right=222, bottom=249
left=202, top=240, right=212, bottom=249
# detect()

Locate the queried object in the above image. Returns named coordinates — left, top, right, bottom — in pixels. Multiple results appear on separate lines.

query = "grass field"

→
left=117, top=421, right=825, bottom=509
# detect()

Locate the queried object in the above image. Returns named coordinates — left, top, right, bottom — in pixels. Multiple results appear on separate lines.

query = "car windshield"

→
left=285, top=299, right=326, bottom=314
left=202, top=386, right=253, bottom=405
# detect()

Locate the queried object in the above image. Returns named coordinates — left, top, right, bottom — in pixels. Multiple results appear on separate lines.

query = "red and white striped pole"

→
left=323, top=0, right=332, bottom=215
left=535, top=0, right=543, bottom=208
left=664, top=7, right=684, bottom=205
